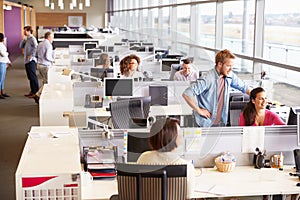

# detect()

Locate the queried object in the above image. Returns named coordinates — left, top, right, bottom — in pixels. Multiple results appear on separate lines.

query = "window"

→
left=223, top=0, right=255, bottom=56
left=264, top=0, right=300, bottom=67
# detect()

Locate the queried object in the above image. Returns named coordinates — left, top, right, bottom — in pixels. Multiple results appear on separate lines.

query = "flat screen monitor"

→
left=83, top=42, right=97, bottom=52
left=141, top=42, right=154, bottom=46
left=107, top=46, right=115, bottom=52
left=86, top=49, right=103, bottom=59
left=166, top=54, right=184, bottom=59
left=161, top=59, right=180, bottom=72
left=155, top=49, right=169, bottom=59
left=104, top=78, right=133, bottom=97
left=127, top=131, right=151, bottom=162
left=97, top=46, right=106, bottom=52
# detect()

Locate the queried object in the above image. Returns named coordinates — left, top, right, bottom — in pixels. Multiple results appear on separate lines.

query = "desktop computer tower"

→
left=149, top=85, right=168, bottom=106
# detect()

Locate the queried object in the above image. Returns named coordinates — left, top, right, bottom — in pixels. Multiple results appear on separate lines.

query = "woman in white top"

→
left=137, top=117, right=195, bottom=199
left=0, top=33, right=11, bottom=99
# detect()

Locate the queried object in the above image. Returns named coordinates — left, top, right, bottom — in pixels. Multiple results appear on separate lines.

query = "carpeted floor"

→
left=0, top=55, right=39, bottom=200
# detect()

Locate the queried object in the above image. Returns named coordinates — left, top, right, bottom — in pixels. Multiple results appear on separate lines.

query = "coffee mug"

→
left=81, top=171, right=93, bottom=186
left=270, top=154, right=282, bottom=168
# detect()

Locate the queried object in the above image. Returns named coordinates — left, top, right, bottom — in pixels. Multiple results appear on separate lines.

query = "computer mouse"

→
left=296, top=182, right=300, bottom=187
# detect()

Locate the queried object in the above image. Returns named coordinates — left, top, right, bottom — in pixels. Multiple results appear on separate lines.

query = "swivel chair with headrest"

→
left=110, top=163, right=187, bottom=200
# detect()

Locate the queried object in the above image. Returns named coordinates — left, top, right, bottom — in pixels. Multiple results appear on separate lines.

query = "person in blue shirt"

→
left=33, top=31, right=55, bottom=104
left=182, top=49, right=251, bottom=127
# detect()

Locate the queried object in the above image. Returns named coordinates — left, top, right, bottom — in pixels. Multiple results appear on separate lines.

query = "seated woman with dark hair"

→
left=137, top=118, right=194, bottom=199
left=239, top=87, right=286, bottom=126
left=119, top=54, right=143, bottom=79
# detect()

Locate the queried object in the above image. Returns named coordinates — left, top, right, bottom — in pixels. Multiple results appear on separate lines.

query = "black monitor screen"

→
left=98, top=46, right=106, bottom=52
left=161, top=59, right=180, bottom=72
left=86, top=49, right=103, bottom=59
left=83, top=42, right=97, bottom=52
left=104, top=78, right=133, bottom=97
left=107, top=46, right=115, bottom=52
left=127, top=131, right=151, bottom=162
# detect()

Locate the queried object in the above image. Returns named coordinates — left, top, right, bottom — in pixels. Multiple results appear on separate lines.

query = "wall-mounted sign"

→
left=68, top=16, right=83, bottom=27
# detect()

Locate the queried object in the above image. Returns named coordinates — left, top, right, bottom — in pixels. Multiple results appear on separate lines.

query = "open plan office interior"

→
left=1, top=0, right=300, bottom=199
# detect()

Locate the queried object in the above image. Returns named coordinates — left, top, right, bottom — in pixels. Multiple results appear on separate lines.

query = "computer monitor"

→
left=83, top=42, right=97, bottom=52
left=161, top=59, right=180, bottom=72
left=155, top=49, right=169, bottom=59
left=104, top=78, right=133, bottom=97
left=127, top=130, right=151, bottom=162
left=288, top=107, right=300, bottom=125
left=97, top=46, right=106, bottom=52
left=107, top=46, right=115, bottom=52
left=86, top=49, right=103, bottom=59
left=166, top=54, right=184, bottom=59
left=141, top=42, right=154, bottom=46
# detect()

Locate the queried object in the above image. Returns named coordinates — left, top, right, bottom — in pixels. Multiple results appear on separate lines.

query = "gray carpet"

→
left=0, top=56, right=39, bottom=200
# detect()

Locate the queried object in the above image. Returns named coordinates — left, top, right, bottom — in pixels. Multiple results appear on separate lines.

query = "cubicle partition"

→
left=78, top=125, right=298, bottom=169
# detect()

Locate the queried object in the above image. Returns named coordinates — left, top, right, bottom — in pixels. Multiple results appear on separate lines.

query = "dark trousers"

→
left=25, top=60, right=39, bottom=94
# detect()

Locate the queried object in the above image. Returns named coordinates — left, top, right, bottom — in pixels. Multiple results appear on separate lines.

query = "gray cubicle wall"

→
left=123, top=126, right=298, bottom=168
left=182, top=125, right=298, bottom=168
left=73, top=82, right=104, bottom=106
left=133, top=80, right=191, bottom=105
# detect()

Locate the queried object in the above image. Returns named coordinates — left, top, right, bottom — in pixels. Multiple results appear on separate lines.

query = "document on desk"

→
left=242, top=126, right=265, bottom=153
left=194, top=183, right=228, bottom=196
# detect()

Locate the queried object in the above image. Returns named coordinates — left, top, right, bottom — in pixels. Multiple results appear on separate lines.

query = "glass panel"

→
left=177, top=5, right=190, bottom=38
left=197, top=3, right=216, bottom=48
left=176, top=0, right=191, bottom=3
left=223, top=0, right=255, bottom=56
left=264, top=0, right=300, bottom=67
left=262, top=64, right=300, bottom=106
left=162, top=7, right=170, bottom=31
left=150, top=0, right=159, bottom=6
left=162, top=0, right=170, bottom=5
left=152, top=8, right=159, bottom=29
left=142, top=10, right=148, bottom=28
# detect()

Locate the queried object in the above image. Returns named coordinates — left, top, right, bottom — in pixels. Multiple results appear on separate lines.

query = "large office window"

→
left=177, top=5, right=190, bottom=38
left=264, top=0, right=300, bottom=67
left=196, top=3, right=216, bottom=48
left=109, top=0, right=300, bottom=106
left=223, top=0, right=255, bottom=56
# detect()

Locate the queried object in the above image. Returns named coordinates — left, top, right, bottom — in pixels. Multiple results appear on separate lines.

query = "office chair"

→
left=109, top=99, right=145, bottom=129
left=110, top=163, right=187, bottom=200
left=228, top=101, right=248, bottom=126
left=117, top=96, right=151, bottom=119
left=169, top=64, right=182, bottom=80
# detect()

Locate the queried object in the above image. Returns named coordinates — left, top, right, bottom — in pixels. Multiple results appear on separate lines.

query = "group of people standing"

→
left=19, top=26, right=54, bottom=104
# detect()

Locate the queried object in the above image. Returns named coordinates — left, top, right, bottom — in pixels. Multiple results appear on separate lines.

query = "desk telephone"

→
left=85, top=94, right=103, bottom=108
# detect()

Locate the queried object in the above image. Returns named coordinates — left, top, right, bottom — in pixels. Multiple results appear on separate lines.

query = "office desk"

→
left=74, top=104, right=193, bottom=118
left=15, top=126, right=82, bottom=200
left=82, top=166, right=300, bottom=200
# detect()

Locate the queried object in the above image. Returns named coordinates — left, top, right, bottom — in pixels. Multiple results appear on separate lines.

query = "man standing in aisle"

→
left=182, top=49, right=251, bottom=127
left=20, top=26, right=39, bottom=98
left=33, top=31, right=55, bottom=104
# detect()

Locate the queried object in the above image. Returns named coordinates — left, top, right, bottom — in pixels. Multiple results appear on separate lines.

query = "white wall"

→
left=21, top=0, right=106, bottom=28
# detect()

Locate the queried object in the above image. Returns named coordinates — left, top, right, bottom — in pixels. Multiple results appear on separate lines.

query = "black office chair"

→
left=110, top=163, right=187, bottom=200
left=228, top=101, right=248, bottom=126
left=109, top=99, right=145, bottom=129
left=117, top=96, right=151, bottom=119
